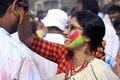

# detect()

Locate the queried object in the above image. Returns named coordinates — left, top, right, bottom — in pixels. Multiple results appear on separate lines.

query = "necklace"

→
left=64, top=57, right=89, bottom=80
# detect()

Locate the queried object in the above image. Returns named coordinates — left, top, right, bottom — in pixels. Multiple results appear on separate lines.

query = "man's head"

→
left=0, top=0, right=28, bottom=17
left=107, top=4, right=120, bottom=23
left=0, top=0, right=28, bottom=34
left=41, top=9, right=68, bottom=31
left=113, top=17, right=120, bottom=39
left=76, top=0, right=99, bottom=15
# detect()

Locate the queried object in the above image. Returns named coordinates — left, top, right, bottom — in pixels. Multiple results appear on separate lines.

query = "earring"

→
left=84, top=48, right=89, bottom=54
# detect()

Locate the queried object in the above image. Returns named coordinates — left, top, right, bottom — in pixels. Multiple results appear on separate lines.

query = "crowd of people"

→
left=0, top=0, right=120, bottom=80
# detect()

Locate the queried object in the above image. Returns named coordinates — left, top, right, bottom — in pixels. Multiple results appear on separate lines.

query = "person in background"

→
left=112, top=17, right=120, bottom=78
left=68, top=0, right=100, bottom=29
left=41, top=9, right=68, bottom=44
left=0, top=0, right=42, bottom=80
left=113, top=17, right=120, bottom=41
left=99, top=3, right=113, bottom=18
left=101, top=5, right=120, bottom=79
left=18, top=10, right=119, bottom=80
left=33, top=10, right=47, bottom=36
left=75, top=0, right=99, bottom=15
left=37, top=10, right=46, bottom=21
left=35, top=9, right=69, bottom=80
left=107, top=4, right=120, bottom=24
left=103, top=4, right=120, bottom=64
left=61, top=6, right=71, bottom=16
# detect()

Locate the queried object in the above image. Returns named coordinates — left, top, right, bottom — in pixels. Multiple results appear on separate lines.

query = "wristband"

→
left=36, top=29, right=46, bottom=38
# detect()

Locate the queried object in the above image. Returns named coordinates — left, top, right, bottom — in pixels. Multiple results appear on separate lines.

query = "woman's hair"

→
left=75, top=11, right=105, bottom=52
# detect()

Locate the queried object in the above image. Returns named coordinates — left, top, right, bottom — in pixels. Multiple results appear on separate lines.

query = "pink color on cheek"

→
left=70, top=31, right=79, bottom=42
left=69, top=31, right=84, bottom=47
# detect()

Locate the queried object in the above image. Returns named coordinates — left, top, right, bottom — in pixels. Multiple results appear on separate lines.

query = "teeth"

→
left=65, top=38, right=70, bottom=40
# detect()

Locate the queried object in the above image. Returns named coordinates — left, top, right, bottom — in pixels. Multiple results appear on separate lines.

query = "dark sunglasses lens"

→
left=65, top=25, right=74, bottom=32
left=68, top=25, right=73, bottom=32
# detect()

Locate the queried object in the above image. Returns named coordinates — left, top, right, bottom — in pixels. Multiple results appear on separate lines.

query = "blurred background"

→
left=29, top=0, right=120, bottom=22
left=29, top=0, right=120, bottom=15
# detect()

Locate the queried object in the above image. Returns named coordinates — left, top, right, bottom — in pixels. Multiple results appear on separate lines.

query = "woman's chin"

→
left=64, top=43, right=73, bottom=50
left=64, top=44, right=69, bottom=48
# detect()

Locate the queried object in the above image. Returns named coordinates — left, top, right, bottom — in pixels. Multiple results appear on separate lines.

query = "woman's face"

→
left=63, top=17, right=85, bottom=50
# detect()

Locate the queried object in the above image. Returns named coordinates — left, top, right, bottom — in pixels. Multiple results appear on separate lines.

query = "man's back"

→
left=0, top=28, right=42, bottom=80
left=0, top=0, right=42, bottom=79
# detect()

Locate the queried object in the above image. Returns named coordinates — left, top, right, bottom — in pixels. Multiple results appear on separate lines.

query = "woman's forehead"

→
left=69, top=17, right=77, bottom=23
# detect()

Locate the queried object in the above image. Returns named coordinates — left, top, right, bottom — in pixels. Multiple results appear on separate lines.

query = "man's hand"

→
left=112, top=63, right=120, bottom=78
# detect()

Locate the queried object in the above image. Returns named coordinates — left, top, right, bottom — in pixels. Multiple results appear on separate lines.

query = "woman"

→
left=52, top=11, right=119, bottom=80
left=18, top=11, right=119, bottom=80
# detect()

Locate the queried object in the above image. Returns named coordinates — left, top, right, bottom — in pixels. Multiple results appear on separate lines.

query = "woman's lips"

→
left=64, top=38, right=70, bottom=43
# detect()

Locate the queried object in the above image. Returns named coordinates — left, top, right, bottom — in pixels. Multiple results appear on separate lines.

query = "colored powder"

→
left=69, top=31, right=84, bottom=47
left=36, top=29, right=45, bottom=38
left=18, top=8, right=25, bottom=26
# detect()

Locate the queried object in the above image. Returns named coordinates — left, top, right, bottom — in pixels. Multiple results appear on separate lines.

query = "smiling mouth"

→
left=64, top=38, right=70, bottom=43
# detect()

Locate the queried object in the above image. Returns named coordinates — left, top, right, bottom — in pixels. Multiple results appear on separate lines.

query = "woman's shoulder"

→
left=90, top=58, right=110, bottom=69
left=89, top=58, right=119, bottom=79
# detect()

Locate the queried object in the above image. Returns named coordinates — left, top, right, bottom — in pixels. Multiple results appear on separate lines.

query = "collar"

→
left=0, top=27, right=10, bottom=36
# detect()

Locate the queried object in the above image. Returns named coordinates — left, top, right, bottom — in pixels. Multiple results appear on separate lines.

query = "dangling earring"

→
left=84, top=48, right=89, bottom=54
left=84, top=37, right=90, bottom=54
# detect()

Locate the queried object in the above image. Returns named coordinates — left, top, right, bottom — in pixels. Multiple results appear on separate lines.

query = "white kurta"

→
left=0, top=28, right=41, bottom=80
left=51, top=58, right=119, bottom=80
left=69, top=58, right=119, bottom=80
left=34, top=33, right=65, bottom=80
left=103, top=14, right=119, bottom=60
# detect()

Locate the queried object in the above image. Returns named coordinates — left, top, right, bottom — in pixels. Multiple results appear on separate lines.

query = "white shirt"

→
left=34, top=33, right=65, bottom=80
left=103, top=14, right=119, bottom=60
left=0, top=28, right=41, bottom=80
left=70, top=58, right=119, bottom=80
left=43, top=33, right=65, bottom=44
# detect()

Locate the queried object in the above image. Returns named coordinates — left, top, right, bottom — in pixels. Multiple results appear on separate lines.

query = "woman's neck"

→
left=73, top=46, right=94, bottom=68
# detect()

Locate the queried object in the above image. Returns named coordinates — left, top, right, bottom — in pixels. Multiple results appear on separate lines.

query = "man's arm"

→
left=18, top=14, right=34, bottom=47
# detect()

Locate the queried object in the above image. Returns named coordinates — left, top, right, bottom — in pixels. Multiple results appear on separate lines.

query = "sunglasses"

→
left=64, top=25, right=83, bottom=32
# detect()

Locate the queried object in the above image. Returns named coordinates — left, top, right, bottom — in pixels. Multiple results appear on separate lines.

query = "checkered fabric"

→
left=30, top=37, right=73, bottom=74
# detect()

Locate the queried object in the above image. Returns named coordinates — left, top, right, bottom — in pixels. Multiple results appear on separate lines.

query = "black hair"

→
left=107, top=4, right=120, bottom=14
left=0, top=0, right=28, bottom=17
left=113, top=17, right=120, bottom=30
left=61, top=6, right=69, bottom=13
left=75, top=11, right=105, bottom=51
left=48, top=26, right=63, bottom=34
left=37, top=10, right=46, bottom=20
left=0, top=0, right=14, bottom=17
left=76, top=0, right=99, bottom=15
left=100, top=4, right=113, bottom=15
